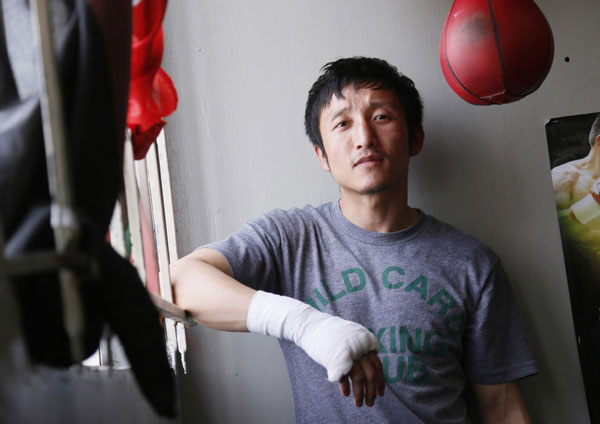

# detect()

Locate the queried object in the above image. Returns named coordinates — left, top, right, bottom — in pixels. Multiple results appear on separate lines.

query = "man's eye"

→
left=375, top=115, right=388, bottom=121
left=335, top=121, right=348, bottom=128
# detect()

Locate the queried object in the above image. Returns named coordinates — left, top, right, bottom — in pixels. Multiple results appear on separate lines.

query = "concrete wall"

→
left=162, top=1, right=599, bottom=423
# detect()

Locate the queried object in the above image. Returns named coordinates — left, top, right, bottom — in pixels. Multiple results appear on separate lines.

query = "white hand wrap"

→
left=246, top=290, right=379, bottom=382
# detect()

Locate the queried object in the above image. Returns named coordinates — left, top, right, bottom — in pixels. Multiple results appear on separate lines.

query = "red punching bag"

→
left=440, top=0, right=554, bottom=105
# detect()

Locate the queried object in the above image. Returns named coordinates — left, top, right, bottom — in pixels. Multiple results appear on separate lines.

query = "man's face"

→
left=315, top=85, right=423, bottom=197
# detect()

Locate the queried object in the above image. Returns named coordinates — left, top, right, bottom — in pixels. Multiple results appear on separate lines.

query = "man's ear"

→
left=595, top=135, right=600, bottom=148
left=314, top=145, right=330, bottom=171
left=410, top=127, right=425, bottom=157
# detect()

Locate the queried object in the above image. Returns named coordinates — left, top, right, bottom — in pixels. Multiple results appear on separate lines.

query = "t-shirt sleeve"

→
left=463, top=261, right=538, bottom=384
left=200, top=213, right=283, bottom=294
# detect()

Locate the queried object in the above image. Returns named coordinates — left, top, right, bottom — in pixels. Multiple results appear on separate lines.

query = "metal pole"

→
left=123, top=134, right=147, bottom=283
left=29, top=0, right=85, bottom=362
left=156, top=130, right=189, bottom=372
left=146, top=142, right=178, bottom=370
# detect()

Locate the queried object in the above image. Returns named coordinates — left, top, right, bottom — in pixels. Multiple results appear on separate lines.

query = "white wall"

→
left=162, top=1, right=599, bottom=423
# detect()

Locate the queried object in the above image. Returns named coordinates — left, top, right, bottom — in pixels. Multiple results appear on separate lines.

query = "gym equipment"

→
left=440, top=0, right=554, bottom=105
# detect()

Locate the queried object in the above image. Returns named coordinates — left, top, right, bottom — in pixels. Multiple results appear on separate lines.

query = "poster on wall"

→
left=546, top=112, right=600, bottom=423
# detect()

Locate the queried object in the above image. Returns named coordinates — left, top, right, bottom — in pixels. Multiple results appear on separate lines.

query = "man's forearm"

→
left=170, top=249, right=256, bottom=331
left=474, top=381, right=531, bottom=424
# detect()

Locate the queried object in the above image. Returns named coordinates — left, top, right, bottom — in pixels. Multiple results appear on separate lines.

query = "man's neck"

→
left=339, top=188, right=419, bottom=233
left=583, top=143, right=600, bottom=175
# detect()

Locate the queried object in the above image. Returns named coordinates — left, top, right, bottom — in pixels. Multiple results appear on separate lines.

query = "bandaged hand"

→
left=246, top=290, right=379, bottom=382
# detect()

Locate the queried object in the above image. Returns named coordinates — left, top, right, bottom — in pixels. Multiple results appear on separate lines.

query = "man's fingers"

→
left=350, top=363, right=366, bottom=407
left=367, top=351, right=385, bottom=397
left=359, top=355, right=378, bottom=407
left=338, top=353, right=386, bottom=408
left=339, top=375, right=350, bottom=397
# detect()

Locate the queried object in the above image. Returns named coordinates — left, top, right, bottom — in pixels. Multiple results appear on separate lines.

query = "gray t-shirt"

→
left=204, top=202, right=537, bottom=423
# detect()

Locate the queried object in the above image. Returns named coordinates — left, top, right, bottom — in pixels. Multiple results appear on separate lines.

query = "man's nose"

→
left=354, top=119, right=376, bottom=149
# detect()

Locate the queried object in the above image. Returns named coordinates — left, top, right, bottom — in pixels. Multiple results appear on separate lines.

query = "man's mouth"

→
left=354, top=155, right=384, bottom=167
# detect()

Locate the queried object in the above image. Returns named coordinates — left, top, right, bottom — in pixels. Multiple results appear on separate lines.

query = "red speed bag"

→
left=440, top=0, right=554, bottom=105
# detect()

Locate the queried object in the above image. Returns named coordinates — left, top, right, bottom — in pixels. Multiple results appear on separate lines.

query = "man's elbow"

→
left=169, top=257, right=187, bottom=288
left=169, top=255, right=199, bottom=309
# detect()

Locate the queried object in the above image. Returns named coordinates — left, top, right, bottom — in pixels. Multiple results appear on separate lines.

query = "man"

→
left=552, top=114, right=600, bottom=211
left=171, top=57, right=537, bottom=423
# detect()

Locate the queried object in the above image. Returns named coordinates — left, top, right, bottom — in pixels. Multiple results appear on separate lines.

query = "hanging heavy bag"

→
left=0, top=0, right=175, bottom=417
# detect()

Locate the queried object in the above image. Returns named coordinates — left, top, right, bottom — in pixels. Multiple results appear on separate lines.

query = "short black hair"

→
left=590, top=114, right=600, bottom=148
left=304, top=57, right=423, bottom=154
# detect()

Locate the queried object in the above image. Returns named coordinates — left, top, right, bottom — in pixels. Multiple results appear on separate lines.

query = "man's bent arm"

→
left=170, top=248, right=256, bottom=332
left=170, top=247, right=385, bottom=407
left=474, top=381, right=531, bottom=424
